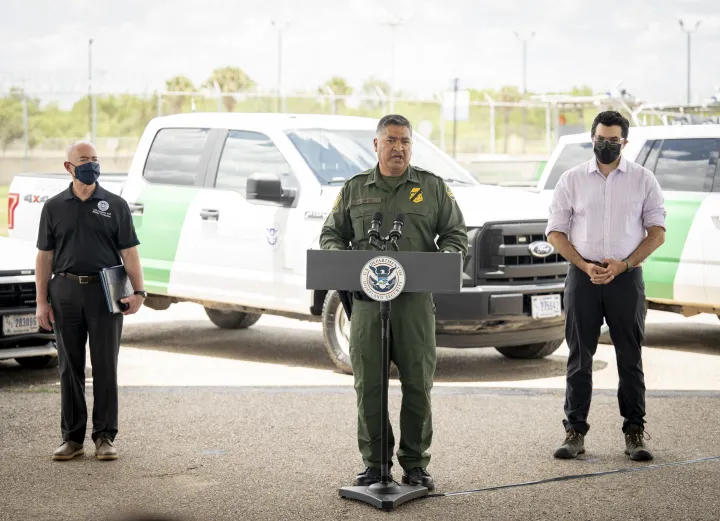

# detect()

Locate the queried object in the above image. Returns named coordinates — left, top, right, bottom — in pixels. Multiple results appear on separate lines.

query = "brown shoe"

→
left=553, top=428, right=586, bottom=459
left=625, top=424, right=653, bottom=461
left=94, top=436, right=118, bottom=461
left=52, top=441, right=84, bottom=461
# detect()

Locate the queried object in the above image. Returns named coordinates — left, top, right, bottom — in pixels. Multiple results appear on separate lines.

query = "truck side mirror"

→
left=246, top=173, right=295, bottom=204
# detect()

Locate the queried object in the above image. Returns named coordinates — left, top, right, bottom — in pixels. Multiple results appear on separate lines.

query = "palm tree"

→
left=165, top=76, right=195, bottom=113
left=319, top=77, right=353, bottom=112
left=203, top=67, right=255, bottom=112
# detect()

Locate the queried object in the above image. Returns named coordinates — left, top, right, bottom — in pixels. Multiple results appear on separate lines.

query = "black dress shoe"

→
left=354, top=467, right=381, bottom=486
left=402, top=467, right=435, bottom=491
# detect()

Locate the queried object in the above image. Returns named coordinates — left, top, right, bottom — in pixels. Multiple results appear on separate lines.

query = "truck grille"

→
left=470, top=221, right=568, bottom=285
left=0, top=283, right=37, bottom=308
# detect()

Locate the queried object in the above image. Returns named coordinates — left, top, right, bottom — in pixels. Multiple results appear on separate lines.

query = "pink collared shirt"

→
left=545, top=156, right=666, bottom=262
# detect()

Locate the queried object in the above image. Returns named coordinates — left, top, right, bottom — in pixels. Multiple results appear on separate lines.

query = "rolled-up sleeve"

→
left=642, top=174, right=666, bottom=230
left=545, top=172, right=573, bottom=236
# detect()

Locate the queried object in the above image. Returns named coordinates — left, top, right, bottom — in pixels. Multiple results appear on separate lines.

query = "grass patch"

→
left=0, top=185, right=8, bottom=237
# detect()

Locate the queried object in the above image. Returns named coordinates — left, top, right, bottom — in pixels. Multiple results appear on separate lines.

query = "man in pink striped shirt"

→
left=545, top=111, right=666, bottom=462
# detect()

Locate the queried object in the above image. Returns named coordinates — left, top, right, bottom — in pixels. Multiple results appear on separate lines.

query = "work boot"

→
left=625, top=424, right=653, bottom=461
left=553, top=428, right=586, bottom=459
left=52, top=441, right=84, bottom=461
left=354, top=467, right=382, bottom=486
left=94, top=436, right=118, bottom=461
left=402, top=468, right=435, bottom=491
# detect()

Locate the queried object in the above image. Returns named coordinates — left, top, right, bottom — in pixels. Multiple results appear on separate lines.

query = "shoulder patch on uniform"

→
left=331, top=191, right=343, bottom=212
left=446, top=185, right=455, bottom=201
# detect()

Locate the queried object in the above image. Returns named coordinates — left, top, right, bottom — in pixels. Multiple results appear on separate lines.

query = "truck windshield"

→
left=285, top=129, right=478, bottom=185
left=544, top=142, right=594, bottom=189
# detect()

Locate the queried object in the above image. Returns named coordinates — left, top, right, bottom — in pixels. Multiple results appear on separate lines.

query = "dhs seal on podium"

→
left=360, top=257, right=406, bottom=302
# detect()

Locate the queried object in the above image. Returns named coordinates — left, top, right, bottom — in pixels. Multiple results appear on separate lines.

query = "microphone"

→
left=388, top=213, right=405, bottom=250
left=367, top=212, right=383, bottom=249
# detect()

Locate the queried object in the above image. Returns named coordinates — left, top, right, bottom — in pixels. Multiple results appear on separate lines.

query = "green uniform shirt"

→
left=320, top=164, right=468, bottom=256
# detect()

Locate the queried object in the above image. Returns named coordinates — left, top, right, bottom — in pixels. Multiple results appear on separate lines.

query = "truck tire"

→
left=495, top=339, right=564, bottom=359
left=15, top=355, right=59, bottom=369
left=322, top=290, right=353, bottom=374
left=204, top=308, right=262, bottom=329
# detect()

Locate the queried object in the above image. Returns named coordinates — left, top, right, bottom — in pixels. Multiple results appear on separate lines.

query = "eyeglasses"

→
left=593, top=136, right=624, bottom=145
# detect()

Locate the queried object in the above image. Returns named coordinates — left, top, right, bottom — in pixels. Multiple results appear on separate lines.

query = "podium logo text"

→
left=360, top=257, right=406, bottom=301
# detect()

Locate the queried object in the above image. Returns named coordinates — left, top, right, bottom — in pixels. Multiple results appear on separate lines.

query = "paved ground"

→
left=1, top=305, right=719, bottom=520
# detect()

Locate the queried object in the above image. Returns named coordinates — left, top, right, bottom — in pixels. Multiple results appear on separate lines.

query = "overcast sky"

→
left=1, top=0, right=719, bottom=106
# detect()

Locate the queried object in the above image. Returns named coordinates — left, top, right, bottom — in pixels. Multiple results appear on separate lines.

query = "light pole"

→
left=678, top=19, right=701, bottom=105
left=383, top=17, right=406, bottom=113
left=88, top=38, right=93, bottom=141
left=271, top=20, right=290, bottom=113
left=514, top=31, right=535, bottom=153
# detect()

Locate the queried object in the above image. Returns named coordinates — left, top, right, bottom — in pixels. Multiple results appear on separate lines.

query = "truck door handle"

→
left=200, top=208, right=220, bottom=221
left=128, top=202, right=144, bottom=215
left=712, top=216, right=720, bottom=230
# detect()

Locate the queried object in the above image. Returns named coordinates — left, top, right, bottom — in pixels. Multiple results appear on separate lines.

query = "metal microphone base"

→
left=339, top=482, right=429, bottom=511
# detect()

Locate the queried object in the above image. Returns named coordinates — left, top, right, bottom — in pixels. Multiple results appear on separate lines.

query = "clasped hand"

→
left=583, top=258, right=627, bottom=285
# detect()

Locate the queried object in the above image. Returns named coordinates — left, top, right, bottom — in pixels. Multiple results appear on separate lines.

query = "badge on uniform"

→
left=409, top=187, right=423, bottom=203
left=446, top=185, right=455, bottom=201
left=332, top=192, right=342, bottom=212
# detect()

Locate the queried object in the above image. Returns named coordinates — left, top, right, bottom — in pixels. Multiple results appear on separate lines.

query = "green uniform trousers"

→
left=349, top=292, right=436, bottom=470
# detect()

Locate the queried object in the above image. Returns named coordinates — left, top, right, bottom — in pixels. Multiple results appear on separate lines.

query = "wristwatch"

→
left=624, top=259, right=634, bottom=272
left=134, top=290, right=148, bottom=298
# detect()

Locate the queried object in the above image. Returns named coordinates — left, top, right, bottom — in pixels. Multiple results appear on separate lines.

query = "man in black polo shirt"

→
left=34, top=140, right=146, bottom=462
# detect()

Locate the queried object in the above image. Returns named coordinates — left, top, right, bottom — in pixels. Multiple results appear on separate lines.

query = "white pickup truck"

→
left=535, top=124, right=720, bottom=340
left=0, top=236, right=57, bottom=368
left=8, top=113, right=569, bottom=373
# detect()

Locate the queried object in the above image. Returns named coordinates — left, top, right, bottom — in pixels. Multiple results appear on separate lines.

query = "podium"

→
left=306, top=249, right=463, bottom=511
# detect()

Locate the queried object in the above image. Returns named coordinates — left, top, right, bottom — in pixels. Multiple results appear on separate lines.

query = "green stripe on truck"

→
left=132, top=185, right=199, bottom=294
left=642, top=195, right=705, bottom=300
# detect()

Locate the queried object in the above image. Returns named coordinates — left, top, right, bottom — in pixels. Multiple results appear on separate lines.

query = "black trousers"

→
left=563, top=264, right=647, bottom=435
left=48, top=275, right=123, bottom=444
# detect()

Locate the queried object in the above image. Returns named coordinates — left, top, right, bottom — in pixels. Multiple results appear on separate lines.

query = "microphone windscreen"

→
left=372, top=212, right=383, bottom=223
left=395, top=212, right=405, bottom=224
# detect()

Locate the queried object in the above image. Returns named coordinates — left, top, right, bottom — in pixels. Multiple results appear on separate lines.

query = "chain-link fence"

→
left=5, top=86, right=714, bottom=166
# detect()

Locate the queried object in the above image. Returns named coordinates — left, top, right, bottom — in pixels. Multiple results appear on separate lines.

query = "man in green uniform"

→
left=320, top=114, right=467, bottom=490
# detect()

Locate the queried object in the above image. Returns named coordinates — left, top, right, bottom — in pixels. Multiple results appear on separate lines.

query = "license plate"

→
left=2, top=314, right=39, bottom=335
left=531, top=294, right=562, bottom=319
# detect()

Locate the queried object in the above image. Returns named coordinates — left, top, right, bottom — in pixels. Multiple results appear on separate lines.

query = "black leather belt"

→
left=58, top=272, right=100, bottom=284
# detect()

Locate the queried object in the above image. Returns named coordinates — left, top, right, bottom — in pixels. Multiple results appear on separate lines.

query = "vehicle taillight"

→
left=8, top=193, right=19, bottom=230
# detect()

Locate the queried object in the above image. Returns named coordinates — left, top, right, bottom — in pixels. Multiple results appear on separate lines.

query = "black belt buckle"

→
left=78, top=275, right=91, bottom=284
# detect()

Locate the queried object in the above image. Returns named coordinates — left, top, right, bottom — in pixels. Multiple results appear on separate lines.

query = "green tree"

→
left=319, top=77, right=353, bottom=113
left=165, top=75, right=195, bottom=113
left=0, top=88, right=43, bottom=151
left=203, top=67, right=255, bottom=112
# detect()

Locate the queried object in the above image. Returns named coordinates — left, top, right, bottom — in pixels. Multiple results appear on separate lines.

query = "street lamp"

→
left=271, top=20, right=290, bottom=113
left=88, top=38, right=94, bottom=141
left=678, top=19, right=701, bottom=105
left=513, top=31, right=535, bottom=95
left=382, top=16, right=407, bottom=113
left=514, top=31, right=535, bottom=153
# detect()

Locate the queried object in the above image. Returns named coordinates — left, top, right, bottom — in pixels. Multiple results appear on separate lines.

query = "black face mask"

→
left=71, top=162, right=101, bottom=185
left=593, top=140, right=622, bottom=165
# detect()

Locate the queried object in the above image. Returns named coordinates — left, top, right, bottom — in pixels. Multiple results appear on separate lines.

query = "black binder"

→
left=99, top=265, right=134, bottom=314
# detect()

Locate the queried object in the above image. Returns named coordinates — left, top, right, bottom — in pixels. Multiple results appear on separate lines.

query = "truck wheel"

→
left=495, top=339, right=563, bottom=359
left=15, top=355, right=59, bottom=369
left=322, top=290, right=353, bottom=374
left=204, top=308, right=262, bottom=329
